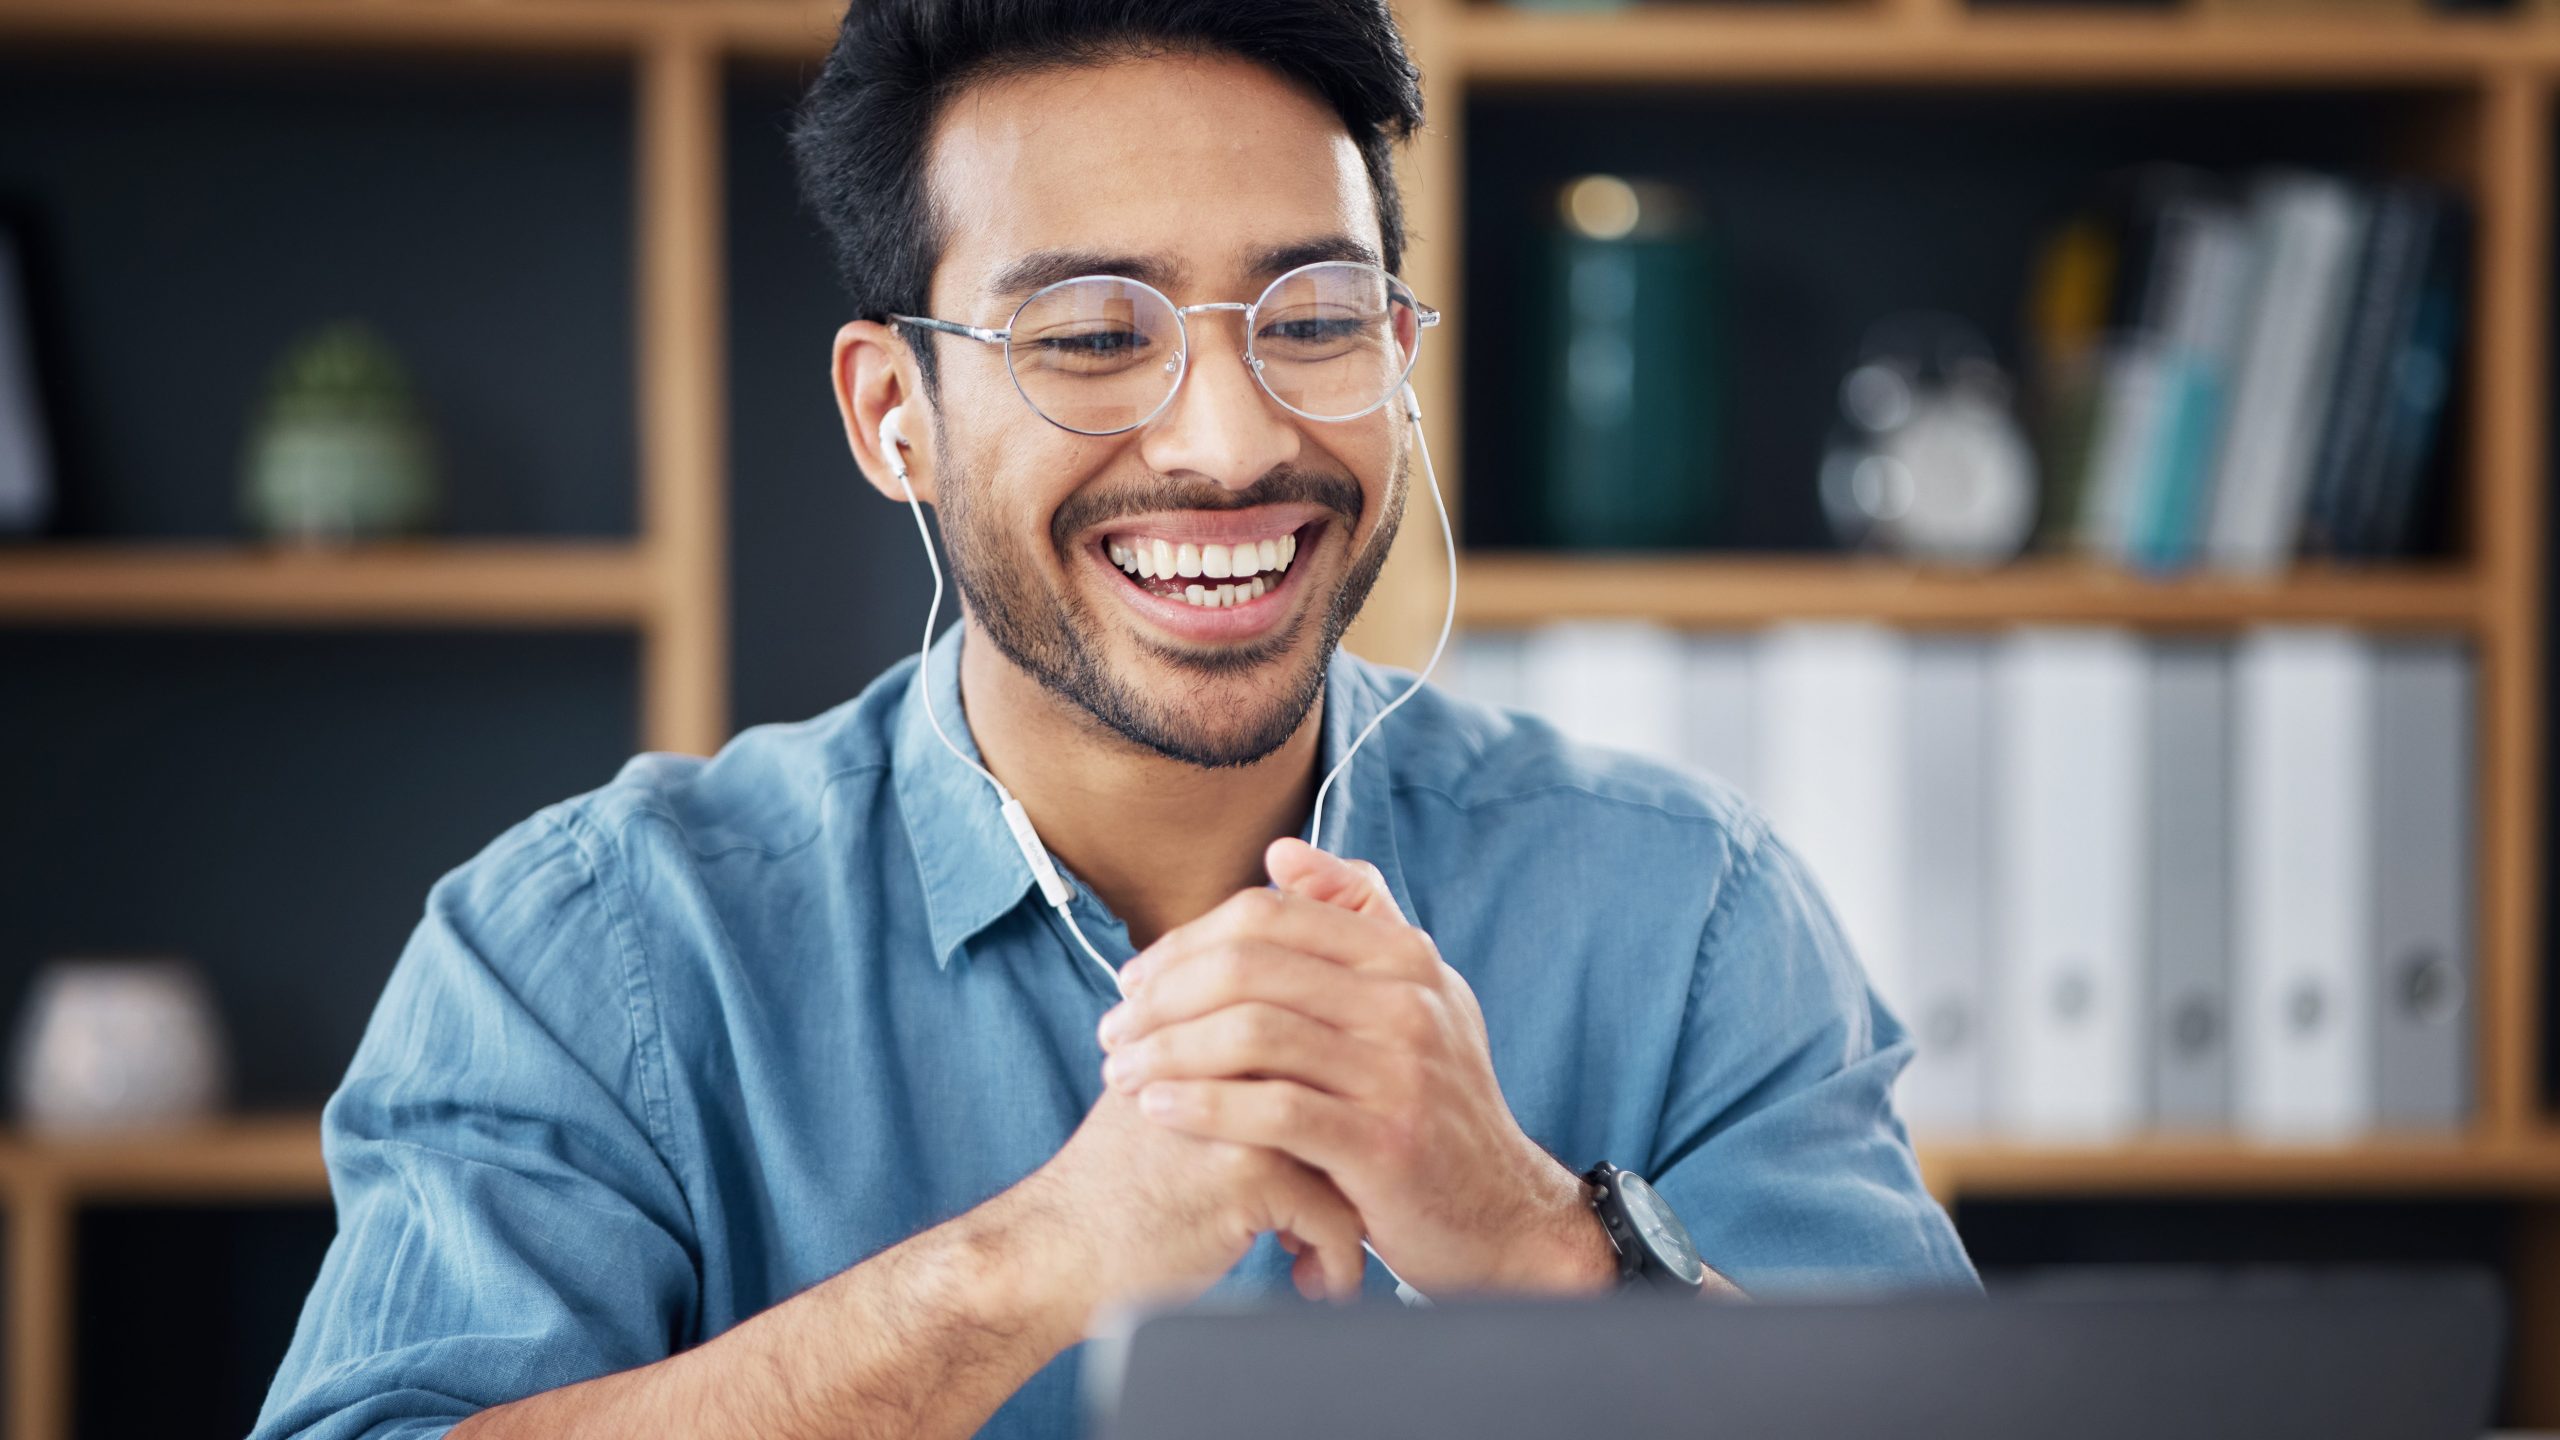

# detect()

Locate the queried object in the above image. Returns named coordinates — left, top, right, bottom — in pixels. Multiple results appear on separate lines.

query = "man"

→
left=255, top=2, right=1974, bottom=1436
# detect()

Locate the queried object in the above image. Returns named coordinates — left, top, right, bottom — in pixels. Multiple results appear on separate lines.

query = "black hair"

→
left=788, top=0, right=1425, bottom=394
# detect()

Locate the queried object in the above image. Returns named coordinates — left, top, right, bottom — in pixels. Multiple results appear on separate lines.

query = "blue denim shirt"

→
left=254, top=621, right=1975, bottom=1440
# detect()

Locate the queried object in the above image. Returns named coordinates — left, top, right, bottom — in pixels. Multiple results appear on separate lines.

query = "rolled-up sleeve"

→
left=1647, top=823, right=1979, bottom=1297
left=253, top=810, right=700, bottom=1440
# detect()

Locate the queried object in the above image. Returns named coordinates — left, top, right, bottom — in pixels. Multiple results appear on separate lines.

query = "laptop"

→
left=1085, top=1270, right=2502, bottom=1440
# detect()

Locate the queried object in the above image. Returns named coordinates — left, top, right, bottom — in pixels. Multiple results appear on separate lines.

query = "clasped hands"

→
left=1092, top=836, right=1613, bottom=1302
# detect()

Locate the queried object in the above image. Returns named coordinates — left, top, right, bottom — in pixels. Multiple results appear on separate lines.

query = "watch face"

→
left=1616, top=1171, right=1706, bottom=1286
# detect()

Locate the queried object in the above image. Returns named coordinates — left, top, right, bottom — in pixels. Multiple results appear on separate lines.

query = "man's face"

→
left=917, top=50, right=1408, bottom=770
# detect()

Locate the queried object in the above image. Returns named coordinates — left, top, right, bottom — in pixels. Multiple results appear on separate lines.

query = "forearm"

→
left=453, top=1176, right=1092, bottom=1440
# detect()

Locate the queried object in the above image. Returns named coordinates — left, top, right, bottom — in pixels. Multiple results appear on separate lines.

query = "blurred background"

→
left=2, top=0, right=2557, bottom=1434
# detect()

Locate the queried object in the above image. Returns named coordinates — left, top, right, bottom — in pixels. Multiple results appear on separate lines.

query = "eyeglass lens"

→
left=1002, top=262, right=1423, bottom=436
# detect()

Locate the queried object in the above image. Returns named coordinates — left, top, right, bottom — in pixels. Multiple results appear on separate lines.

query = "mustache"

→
left=1050, top=466, right=1365, bottom=552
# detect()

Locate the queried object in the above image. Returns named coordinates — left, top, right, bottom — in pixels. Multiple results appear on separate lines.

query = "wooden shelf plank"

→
left=1918, top=1133, right=2560, bottom=1200
left=0, top=0, right=661, bottom=53
left=1456, top=553, right=2484, bottom=629
left=0, top=0, right=842, bottom=57
left=1455, top=5, right=2547, bottom=85
left=0, top=541, right=657, bottom=628
left=10, top=0, right=2558, bottom=77
left=0, top=1113, right=326, bottom=1201
left=6, top=1112, right=2560, bottom=1207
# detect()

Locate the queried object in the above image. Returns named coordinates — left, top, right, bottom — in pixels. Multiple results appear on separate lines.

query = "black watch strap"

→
left=1582, top=1161, right=1706, bottom=1293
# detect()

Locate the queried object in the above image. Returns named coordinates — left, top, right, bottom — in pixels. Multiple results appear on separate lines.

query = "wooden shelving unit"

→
left=0, top=6, right=730, bottom=762
left=1375, top=0, right=2560, bottom=1424
left=1, top=0, right=2558, bottom=1432
left=1918, top=1132, right=2560, bottom=1200
left=1455, top=555, right=2489, bottom=629
left=0, top=542, right=656, bottom=627
left=63, top=1108, right=2560, bottom=1207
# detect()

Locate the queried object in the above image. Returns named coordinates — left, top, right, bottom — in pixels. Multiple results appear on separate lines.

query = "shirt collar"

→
left=890, top=622, right=1422, bottom=972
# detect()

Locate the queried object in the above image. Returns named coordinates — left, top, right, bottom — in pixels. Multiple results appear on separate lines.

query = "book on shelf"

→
left=1445, top=619, right=2477, bottom=1144
left=0, top=213, right=54, bottom=537
left=2026, top=166, right=2466, bottom=577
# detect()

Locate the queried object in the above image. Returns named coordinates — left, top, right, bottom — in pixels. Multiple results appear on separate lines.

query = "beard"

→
left=936, top=430, right=1407, bottom=771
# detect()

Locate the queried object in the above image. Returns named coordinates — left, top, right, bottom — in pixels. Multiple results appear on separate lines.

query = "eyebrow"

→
left=980, top=233, right=1386, bottom=306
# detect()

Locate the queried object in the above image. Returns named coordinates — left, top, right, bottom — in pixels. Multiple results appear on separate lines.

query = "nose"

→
left=1136, top=311, right=1301, bottom=492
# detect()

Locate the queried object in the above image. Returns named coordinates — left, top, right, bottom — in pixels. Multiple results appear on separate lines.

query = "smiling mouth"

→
left=1098, top=523, right=1317, bottom=609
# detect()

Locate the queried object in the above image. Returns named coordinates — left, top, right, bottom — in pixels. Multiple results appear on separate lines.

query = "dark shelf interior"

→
left=70, top=1201, right=335, bottom=1440
left=0, top=47, right=638, bottom=542
left=723, top=59, right=943, bottom=733
left=0, top=629, right=637, bottom=1108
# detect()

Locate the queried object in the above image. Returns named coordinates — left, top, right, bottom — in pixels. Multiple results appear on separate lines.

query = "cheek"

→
left=957, top=419, right=1109, bottom=560
left=1325, top=425, right=1402, bottom=542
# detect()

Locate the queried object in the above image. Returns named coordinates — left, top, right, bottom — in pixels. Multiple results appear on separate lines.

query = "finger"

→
left=1264, top=837, right=1405, bottom=923
left=1265, top=1162, right=1367, bottom=1303
left=1127, top=887, right=1436, bottom=989
left=1100, top=941, right=1409, bottom=1050
left=1139, top=1077, right=1377, bottom=1179
left=1105, top=1000, right=1392, bottom=1101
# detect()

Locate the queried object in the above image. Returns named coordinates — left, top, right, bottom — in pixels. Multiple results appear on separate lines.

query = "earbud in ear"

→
left=877, top=406, right=912, bottom=486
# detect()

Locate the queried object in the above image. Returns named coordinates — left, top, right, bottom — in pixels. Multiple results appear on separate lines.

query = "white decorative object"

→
left=11, top=957, right=229, bottom=1134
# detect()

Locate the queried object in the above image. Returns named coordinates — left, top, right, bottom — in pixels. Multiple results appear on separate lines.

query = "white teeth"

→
left=1215, top=583, right=1236, bottom=607
left=1107, top=530, right=1301, bottom=595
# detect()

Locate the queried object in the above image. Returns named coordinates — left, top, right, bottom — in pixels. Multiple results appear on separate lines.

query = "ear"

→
left=833, top=318, right=937, bottom=505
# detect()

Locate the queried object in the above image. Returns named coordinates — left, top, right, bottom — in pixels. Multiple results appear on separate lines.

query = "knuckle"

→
left=1198, top=947, right=1247, bottom=1004
left=1236, top=1002, right=1290, bottom=1052
left=1270, top=1083, right=1310, bottom=1127
left=1395, top=929, right=1441, bottom=977
left=1205, top=1139, right=1260, bottom=1186
left=1388, top=987, right=1437, bottom=1045
left=1224, top=886, right=1278, bottom=924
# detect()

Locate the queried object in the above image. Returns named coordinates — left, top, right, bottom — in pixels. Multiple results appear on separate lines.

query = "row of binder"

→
left=1446, top=622, right=2476, bottom=1142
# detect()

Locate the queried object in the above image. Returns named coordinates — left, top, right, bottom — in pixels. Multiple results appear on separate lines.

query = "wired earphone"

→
left=879, top=378, right=1458, bottom=1304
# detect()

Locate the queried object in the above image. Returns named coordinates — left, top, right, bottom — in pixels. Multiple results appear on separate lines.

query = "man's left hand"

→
left=1094, top=836, right=1617, bottom=1299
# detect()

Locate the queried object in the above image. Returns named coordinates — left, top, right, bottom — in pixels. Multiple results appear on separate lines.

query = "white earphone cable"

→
left=1303, top=382, right=1456, bottom=854
left=885, top=381, right=1452, bottom=1305
left=892, top=444, right=1123, bottom=991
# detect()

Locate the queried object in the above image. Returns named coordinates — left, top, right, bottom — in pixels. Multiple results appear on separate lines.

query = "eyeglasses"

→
left=889, top=259, right=1439, bottom=437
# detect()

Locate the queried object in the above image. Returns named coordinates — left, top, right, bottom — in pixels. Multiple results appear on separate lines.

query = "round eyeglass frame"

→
left=888, top=259, right=1441, bottom=437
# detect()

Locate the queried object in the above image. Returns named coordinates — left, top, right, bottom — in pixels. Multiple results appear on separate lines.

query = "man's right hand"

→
left=1021, top=1084, right=1370, bottom=1324
left=454, top=1083, right=1369, bottom=1440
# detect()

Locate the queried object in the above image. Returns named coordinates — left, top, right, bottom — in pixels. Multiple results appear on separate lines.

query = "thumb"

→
left=1265, top=836, right=1404, bottom=922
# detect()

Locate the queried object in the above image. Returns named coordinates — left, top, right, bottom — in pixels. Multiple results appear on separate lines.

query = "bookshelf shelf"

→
left=1454, top=553, right=2486, bottom=630
left=1916, top=1133, right=2560, bottom=1202
left=0, top=1114, right=329, bottom=1201
left=23, top=1111, right=2560, bottom=1208
left=1455, top=6, right=2544, bottom=85
left=0, top=542, right=657, bottom=627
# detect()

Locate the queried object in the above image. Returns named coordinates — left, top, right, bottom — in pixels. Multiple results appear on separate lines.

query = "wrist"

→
left=1500, top=1155, right=1620, bottom=1295
left=940, top=1171, right=1111, bottom=1357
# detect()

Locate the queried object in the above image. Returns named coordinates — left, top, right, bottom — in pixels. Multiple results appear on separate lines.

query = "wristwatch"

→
left=1581, top=1161, right=1707, bottom=1293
